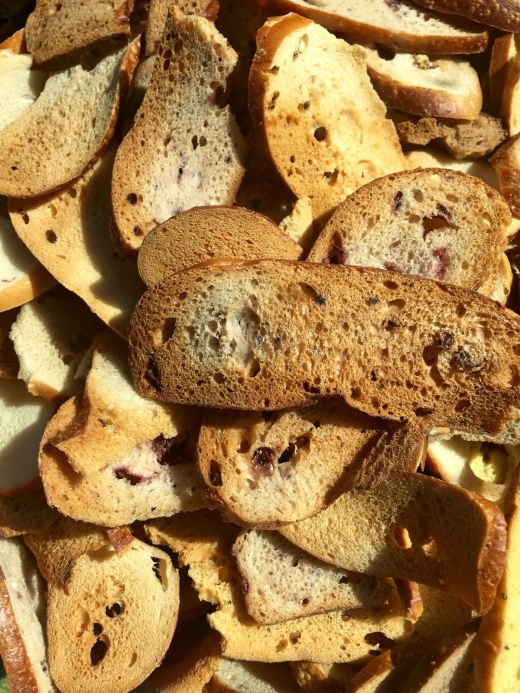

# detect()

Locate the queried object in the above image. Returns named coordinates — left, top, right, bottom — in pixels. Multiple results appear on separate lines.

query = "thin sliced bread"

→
left=112, top=6, right=247, bottom=257
left=362, top=45, right=482, bottom=119
left=249, top=14, right=406, bottom=224
left=232, top=529, right=387, bottom=625
left=137, top=206, right=302, bottom=287
left=307, top=168, right=511, bottom=294
left=0, top=491, right=59, bottom=538
left=46, top=537, right=179, bottom=693
left=146, top=510, right=412, bottom=663
left=8, top=146, right=146, bottom=338
left=0, top=308, right=19, bottom=378
left=0, top=40, right=139, bottom=198
left=253, top=0, right=488, bottom=54
left=145, top=0, right=219, bottom=55
left=0, top=537, right=55, bottom=693
left=279, top=471, right=506, bottom=614
left=198, top=402, right=425, bottom=527
left=489, top=33, right=519, bottom=115
left=500, top=48, right=520, bottom=136
left=412, top=0, right=520, bottom=32
left=128, top=259, right=520, bottom=440
left=40, top=395, right=204, bottom=527
left=0, top=48, right=46, bottom=131
left=489, top=131, right=520, bottom=217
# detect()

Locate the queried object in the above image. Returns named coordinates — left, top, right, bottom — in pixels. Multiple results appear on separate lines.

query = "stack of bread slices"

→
left=2, top=0, right=520, bottom=691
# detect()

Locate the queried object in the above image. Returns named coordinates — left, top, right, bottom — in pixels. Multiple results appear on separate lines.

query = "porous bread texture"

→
left=290, top=661, right=359, bottom=693
left=0, top=378, right=56, bottom=496
left=137, top=206, right=302, bottom=287
left=0, top=308, right=19, bottom=378
left=112, top=7, right=247, bottom=257
left=10, top=294, right=103, bottom=402
left=198, top=402, right=424, bottom=527
left=362, top=45, right=482, bottom=119
left=0, top=537, right=55, bottom=693
left=8, top=147, right=145, bottom=339
left=128, top=259, right=520, bottom=439
left=490, top=131, right=520, bottom=217
left=232, top=529, right=387, bottom=625
left=413, top=0, right=520, bottom=32
left=0, top=45, right=132, bottom=198
left=0, top=49, right=46, bottom=131
left=278, top=196, right=316, bottom=253
left=47, top=538, right=179, bottom=693
left=249, top=14, right=406, bottom=224
left=0, top=490, right=59, bottom=538
left=207, top=660, right=303, bottom=693
left=474, top=463, right=520, bottom=692
left=279, top=471, right=506, bottom=614
left=395, top=112, right=507, bottom=159
left=145, top=0, right=219, bottom=55
left=48, top=333, right=199, bottom=476
left=25, top=0, right=132, bottom=69
left=0, top=196, right=56, bottom=312
left=146, top=510, right=412, bottom=663
left=307, top=168, right=511, bottom=295
left=404, top=147, right=500, bottom=190
left=253, top=0, right=488, bottom=54
left=40, top=395, right=204, bottom=527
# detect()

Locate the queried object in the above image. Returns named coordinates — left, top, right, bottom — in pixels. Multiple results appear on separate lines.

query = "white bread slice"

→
left=0, top=196, right=56, bottom=312
left=362, top=45, right=482, bottom=119
left=146, top=510, right=412, bottom=663
left=232, top=529, right=387, bottom=625
left=40, top=395, right=204, bottom=527
left=489, top=131, right=520, bottom=217
left=8, top=146, right=146, bottom=338
left=47, top=332, right=198, bottom=476
left=0, top=308, right=19, bottom=378
left=253, top=0, right=488, bottom=54
left=279, top=472, right=506, bottom=614
left=198, top=403, right=425, bottom=527
left=0, top=41, right=139, bottom=198
left=404, top=147, right=501, bottom=190
left=0, top=378, right=55, bottom=496
left=25, top=0, right=133, bottom=69
left=10, top=294, right=103, bottom=402
left=500, top=49, right=520, bottom=136
left=0, top=537, right=55, bottom=693
left=112, top=7, right=247, bottom=257
left=207, top=660, right=303, bottom=693
left=474, top=463, right=520, bottom=692
left=145, top=0, right=219, bottom=55
left=137, top=206, right=302, bottom=287
left=489, top=33, right=519, bottom=115
left=307, top=168, right=510, bottom=295
left=47, top=537, right=179, bottom=693
left=249, top=14, right=406, bottom=224
left=0, top=491, right=59, bottom=538
left=128, top=259, right=520, bottom=440
left=0, top=49, right=46, bottom=131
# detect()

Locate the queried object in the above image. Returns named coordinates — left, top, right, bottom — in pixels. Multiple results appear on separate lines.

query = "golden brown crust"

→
left=490, top=131, right=520, bottom=216
left=489, top=33, right=517, bottom=116
left=413, top=0, right=520, bottom=32
left=0, top=27, right=26, bottom=53
left=0, top=263, right=57, bottom=313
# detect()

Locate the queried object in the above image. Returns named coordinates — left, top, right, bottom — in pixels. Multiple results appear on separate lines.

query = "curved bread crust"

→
left=145, top=0, right=219, bottom=55
left=249, top=14, right=406, bottom=223
left=490, top=131, right=520, bottom=217
left=138, top=206, right=302, bottom=287
left=307, top=168, right=511, bottom=294
left=128, top=259, right=520, bottom=439
left=280, top=471, right=506, bottom=614
left=413, top=0, right=520, bottom=32
left=198, top=402, right=425, bottom=527
left=254, top=0, right=488, bottom=54
left=489, top=33, right=518, bottom=115
left=363, top=47, right=482, bottom=119
left=112, top=7, right=247, bottom=257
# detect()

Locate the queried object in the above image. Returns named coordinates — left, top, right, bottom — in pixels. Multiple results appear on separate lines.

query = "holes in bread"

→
left=251, top=447, right=275, bottom=476
left=278, top=435, right=310, bottom=465
left=324, top=169, right=339, bottom=186
left=90, top=637, right=109, bottom=666
left=412, top=189, right=424, bottom=203
left=323, top=232, right=346, bottom=265
left=314, top=126, right=327, bottom=142
left=364, top=632, right=395, bottom=651
left=392, top=526, right=412, bottom=549
left=383, top=280, right=399, bottom=290
left=151, top=556, right=164, bottom=585
left=173, top=39, right=183, bottom=54
left=93, top=622, right=103, bottom=636
left=143, top=357, right=161, bottom=393
left=209, top=461, right=222, bottom=486
left=46, top=230, right=58, bottom=243
left=153, top=318, right=176, bottom=346
left=105, top=602, right=124, bottom=618
left=289, top=632, right=301, bottom=644
left=127, top=193, right=138, bottom=205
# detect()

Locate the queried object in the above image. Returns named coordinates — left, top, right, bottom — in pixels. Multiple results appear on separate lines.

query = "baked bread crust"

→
left=413, top=0, right=520, bottom=32
left=490, top=131, right=520, bottom=216
left=145, top=0, right=219, bottom=56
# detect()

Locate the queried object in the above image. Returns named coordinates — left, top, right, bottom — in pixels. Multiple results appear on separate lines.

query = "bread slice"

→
left=249, top=14, right=406, bottom=224
left=499, top=49, right=520, bottom=136
left=145, top=0, right=219, bottom=55
left=362, top=45, right=482, bottom=119
left=278, top=197, right=316, bottom=254
left=489, top=33, right=519, bottom=116
left=137, top=206, right=302, bottom=287
left=279, top=471, right=506, bottom=614
left=0, top=196, right=57, bottom=312
left=0, top=491, right=59, bottom=538
left=413, top=0, right=520, bottom=32
left=307, top=168, right=510, bottom=295
left=112, top=6, right=247, bottom=257
left=47, top=333, right=198, bottom=477
left=253, top=0, right=488, bottom=54
left=146, top=510, right=412, bottom=663
left=47, top=537, right=179, bottom=693
left=207, top=660, right=303, bottom=693
left=395, top=112, right=507, bottom=159
left=10, top=294, right=103, bottom=402
left=0, top=537, right=55, bottom=693
left=0, top=27, right=26, bottom=53
left=0, top=378, right=56, bottom=496
left=489, top=131, right=520, bottom=217
left=404, top=147, right=500, bottom=190
left=198, top=402, right=425, bottom=527
left=290, top=661, right=360, bottom=693
left=232, top=529, right=387, bottom=625
left=345, top=651, right=405, bottom=693
left=122, top=54, right=155, bottom=136
left=40, top=395, right=204, bottom=527
left=0, top=49, right=46, bottom=131
left=0, top=308, right=19, bottom=379
left=128, top=259, right=520, bottom=440
left=8, top=146, right=146, bottom=338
